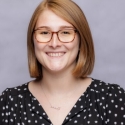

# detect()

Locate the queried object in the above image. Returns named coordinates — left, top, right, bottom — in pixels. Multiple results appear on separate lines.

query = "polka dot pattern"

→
left=0, top=78, right=125, bottom=125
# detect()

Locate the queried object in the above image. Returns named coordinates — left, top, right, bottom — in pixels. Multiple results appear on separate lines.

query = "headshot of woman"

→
left=0, top=0, right=125, bottom=125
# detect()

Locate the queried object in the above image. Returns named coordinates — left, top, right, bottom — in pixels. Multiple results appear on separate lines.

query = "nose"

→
left=48, top=33, right=62, bottom=48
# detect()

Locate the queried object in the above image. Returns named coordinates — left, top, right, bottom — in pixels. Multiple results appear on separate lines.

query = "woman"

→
left=0, top=0, right=125, bottom=125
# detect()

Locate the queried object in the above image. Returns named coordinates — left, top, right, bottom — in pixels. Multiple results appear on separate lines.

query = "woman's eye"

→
left=62, top=31, right=70, bottom=34
left=40, top=31, right=50, bottom=35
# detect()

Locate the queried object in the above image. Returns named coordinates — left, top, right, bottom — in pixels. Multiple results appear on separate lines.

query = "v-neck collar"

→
left=27, top=79, right=94, bottom=124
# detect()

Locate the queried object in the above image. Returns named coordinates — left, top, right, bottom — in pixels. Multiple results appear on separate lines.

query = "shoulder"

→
left=0, top=82, right=30, bottom=110
left=91, top=78, right=125, bottom=123
left=90, top=78, right=125, bottom=106
left=91, top=78, right=125, bottom=95
left=0, top=82, right=29, bottom=102
left=0, top=82, right=30, bottom=124
left=92, top=78, right=125, bottom=123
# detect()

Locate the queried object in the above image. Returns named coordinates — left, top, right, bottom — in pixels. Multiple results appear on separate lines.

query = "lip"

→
left=46, top=52, right=65, bottom=57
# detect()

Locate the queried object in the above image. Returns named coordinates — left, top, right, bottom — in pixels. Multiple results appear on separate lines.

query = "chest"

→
left=4, top=106, right=106, bottom=125
left=34, top=93, right=106, bottom=125
left=38, top=94, right=83, bottom=125
left=3, top=90, right=108, bottom=125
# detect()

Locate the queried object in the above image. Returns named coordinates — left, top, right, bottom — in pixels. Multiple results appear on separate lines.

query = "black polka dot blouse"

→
left=0, top=78, right=125, bottom=125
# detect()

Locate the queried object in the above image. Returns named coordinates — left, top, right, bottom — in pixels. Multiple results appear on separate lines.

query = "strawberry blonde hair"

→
left=27, top=0, right=95, bottom=79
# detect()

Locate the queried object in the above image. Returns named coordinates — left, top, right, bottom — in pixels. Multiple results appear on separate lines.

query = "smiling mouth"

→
left=46, top=52, right=65, bottom=57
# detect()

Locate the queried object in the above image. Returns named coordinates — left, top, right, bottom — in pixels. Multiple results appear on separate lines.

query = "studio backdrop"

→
left=0, top=0, right=125, bottom=93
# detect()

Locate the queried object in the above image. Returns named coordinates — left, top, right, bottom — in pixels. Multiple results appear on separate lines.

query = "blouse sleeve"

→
left=0, top=88, right=10, bottom=125
left=106, top=84, right=125, bottom=125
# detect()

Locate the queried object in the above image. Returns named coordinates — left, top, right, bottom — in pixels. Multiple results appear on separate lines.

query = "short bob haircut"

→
left=27, top=0, right=95, bottom=79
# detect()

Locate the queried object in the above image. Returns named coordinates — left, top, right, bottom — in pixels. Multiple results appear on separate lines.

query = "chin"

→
left=49, top=68, right=64, bottom=72
left=47, top=66, right=66, bottom=73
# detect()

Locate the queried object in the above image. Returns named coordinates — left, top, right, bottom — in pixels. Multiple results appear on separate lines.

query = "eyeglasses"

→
left=33, top=28, right=77, bottom=43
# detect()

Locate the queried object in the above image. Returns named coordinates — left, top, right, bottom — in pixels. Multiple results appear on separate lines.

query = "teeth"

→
left=47, top=53, right=64, bottom=57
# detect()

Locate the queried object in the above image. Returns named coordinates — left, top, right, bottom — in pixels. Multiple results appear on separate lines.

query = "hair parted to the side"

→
left=27, top=0, right=95, bottom=80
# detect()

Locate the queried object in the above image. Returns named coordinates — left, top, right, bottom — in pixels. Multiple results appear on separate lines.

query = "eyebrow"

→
left=35, top=26, right=75, bottom=30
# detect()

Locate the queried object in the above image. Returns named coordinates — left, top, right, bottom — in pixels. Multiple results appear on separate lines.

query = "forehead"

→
left=35, top=9, right=73, bottom=30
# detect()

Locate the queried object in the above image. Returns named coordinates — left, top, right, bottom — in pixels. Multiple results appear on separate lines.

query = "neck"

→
left=39, top=67, right=80, bottom=95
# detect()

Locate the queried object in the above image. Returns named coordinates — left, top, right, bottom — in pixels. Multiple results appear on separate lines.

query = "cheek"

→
left=33, top=42, right=46, bottom=66
left=33, top=41, right=45, bottom=63
left=70, top=37, right=80, bottom=53
left=33, top=39, right=45, bottom=52
left=72, top=37, right=80, bottom=59
left=66, top=38, right=80, bottom=61
left=34, top=43, right=40, bottom=57
left=33, top=35, right=43, bottom=51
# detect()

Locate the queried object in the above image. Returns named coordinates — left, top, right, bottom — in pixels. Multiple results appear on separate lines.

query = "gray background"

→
left=0, top=0, right=125, bottom=93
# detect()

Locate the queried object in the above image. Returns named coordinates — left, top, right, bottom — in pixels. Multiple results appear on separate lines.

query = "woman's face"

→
left=33, top=9, right=80, bottom=73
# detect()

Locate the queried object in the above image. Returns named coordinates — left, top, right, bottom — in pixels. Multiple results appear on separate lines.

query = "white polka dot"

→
left=40, top=116, right=42, bottom=119
left=121, top=122, right=124, bottom=125
left=115, top=105, right=118, bottom=108
left=10, top=119, right=13, bottom=122
left=5, top=119, right=8, bottom=123
left=66, top=117, right=68, bottom=119
left=80, top=105, right=83, bottom=108
left=95, top=121, right=98, bottom=123
left=109, top=110, right=111, bottom=113
left=87, top=121, right=90, bottom=124
left=111, top=100, right=114, bottom=103
left=28, top=120, right=31, bottom=123
left=119, top=98, right=123, bottom=101
left=121, top=107, right=124, bottom=110
left=74, top=105, right=77, bottom=108
left=79, top=98, right=81, bottom=101
left=74, top=120, right=77, bottom=123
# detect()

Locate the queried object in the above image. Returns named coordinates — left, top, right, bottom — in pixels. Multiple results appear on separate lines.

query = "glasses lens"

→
left=35, top=29, right=76, bottom=43
left=59, top=29, right=75, bottom=42
left=35, top=29, right=51, bottom=43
